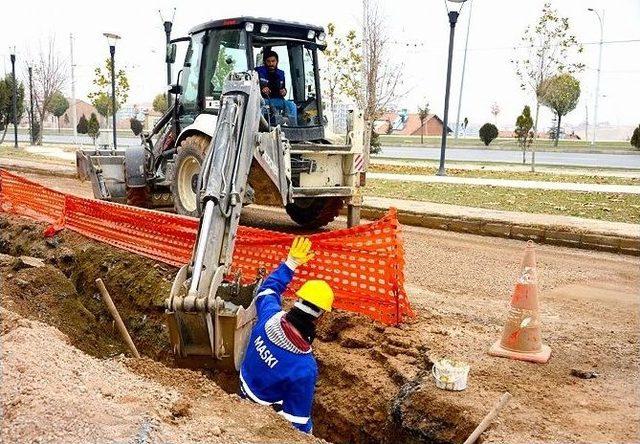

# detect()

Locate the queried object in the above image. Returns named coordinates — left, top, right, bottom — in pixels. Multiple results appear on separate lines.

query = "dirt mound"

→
left=0, top=307, right=321, bottom=443
left=312, top=311, right=477, bottom=443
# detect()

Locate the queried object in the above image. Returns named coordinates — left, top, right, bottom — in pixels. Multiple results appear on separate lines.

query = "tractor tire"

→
left=285, top=197, right=345, bottom=229
left=126, top=186, right=151, bottom=208
left=171, top=135, right=211, bottom=217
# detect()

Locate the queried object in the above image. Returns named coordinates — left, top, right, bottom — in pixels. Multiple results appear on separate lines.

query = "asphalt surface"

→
left=379, top=146, right=640, bottom=169
left=12, top=133, right=640, bottom=169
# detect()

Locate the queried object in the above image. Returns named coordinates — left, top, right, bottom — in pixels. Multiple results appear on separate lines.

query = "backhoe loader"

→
left=76, top=17, right=367, bottom=369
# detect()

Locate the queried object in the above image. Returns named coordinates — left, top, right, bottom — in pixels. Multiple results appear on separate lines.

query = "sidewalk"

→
left=1, top=156, right=638, bottom=255
left=368, top=172, right=640, bottom=194
left=360, top=196, right=639, bottom=255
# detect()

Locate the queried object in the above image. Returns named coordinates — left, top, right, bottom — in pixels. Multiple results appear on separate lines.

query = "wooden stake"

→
left=463, top=392, right=512, bottom=444
left=95, top=278, right=140, bottom=359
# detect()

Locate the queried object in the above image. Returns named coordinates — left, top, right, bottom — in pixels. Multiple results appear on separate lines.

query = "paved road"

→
left=15, top=133, right=141, bottom=146
left=12, top=134, right=640, bottom=169
left=379, top=146, right=640, bottom=169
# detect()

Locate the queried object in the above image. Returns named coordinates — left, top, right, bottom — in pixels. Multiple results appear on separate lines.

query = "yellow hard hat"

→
left=296, top=280, right=334, bottom=312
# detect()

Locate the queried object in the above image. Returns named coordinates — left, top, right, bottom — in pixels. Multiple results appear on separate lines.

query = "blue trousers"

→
left=265, top=98, right=298, bottom=125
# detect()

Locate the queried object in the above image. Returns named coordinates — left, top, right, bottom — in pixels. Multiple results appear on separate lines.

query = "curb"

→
left=0, top=162, right=77, bottom=179
left=358, top=206, right=640, bottom=257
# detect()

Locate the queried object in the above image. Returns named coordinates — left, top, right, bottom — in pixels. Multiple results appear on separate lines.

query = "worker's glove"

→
left=286, top=236, right=314, bottom=270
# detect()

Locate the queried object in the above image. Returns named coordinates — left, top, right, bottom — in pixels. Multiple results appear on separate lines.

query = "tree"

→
left=47, top=91, right=69, bottom=133
left=539, top=73, right=580, bottom=147
left=631, top=125, right=640, bottom=150
left=0, top=75, right=25, bottom=144
left=130, top=117, right=143, bottom=136
left=87, top=58, right=129, bottom=127
left=77, top=114, right=88, bottom=134
left=324, top=2, right=405, bottom=154
left=514, top=105, right=534, bottom=158
left=87, top=112, right=100, bottom=143
left=152, top=93, right=168, bottom=114
left=417, top=103, right=430, bottom=144
left=29, top=38, right=68, bottom=145
left=479, top=123, right=498, bottom=146
left=92, top=93, right=112, bottom=122
left=511, top=2, right=583, bottom=166
left=490, top=102, right=501, bottom=127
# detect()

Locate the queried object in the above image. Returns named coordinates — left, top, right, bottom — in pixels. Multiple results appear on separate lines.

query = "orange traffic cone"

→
left=489, top=241, right=551, bottom=363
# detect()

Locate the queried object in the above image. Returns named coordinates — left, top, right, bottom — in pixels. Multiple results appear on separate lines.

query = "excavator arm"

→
left=165, top=71, right=284, bottom=370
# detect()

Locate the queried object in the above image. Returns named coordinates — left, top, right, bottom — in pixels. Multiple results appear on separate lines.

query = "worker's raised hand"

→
left=286, top=236, right=315, bottom=269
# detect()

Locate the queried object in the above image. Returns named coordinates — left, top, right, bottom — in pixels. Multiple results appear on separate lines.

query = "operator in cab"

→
left=255, top=50, right=298, bottom=125
left=239, top=236, right=333, bottom=434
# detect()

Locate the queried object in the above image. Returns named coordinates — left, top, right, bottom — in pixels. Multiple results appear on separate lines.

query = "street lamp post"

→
left=159, top=8, right=176, bottom=107
left=10, top=49, right=18, bottom=148
left=103, top=33, right=121, bottom=149
left=587, top=8, right=604, bottom=146
left=28, top=66, right=34, bottom=145
left=437, top=0, right=467, bottom=176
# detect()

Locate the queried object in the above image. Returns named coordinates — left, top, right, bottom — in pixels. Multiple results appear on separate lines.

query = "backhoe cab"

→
left=77, top=16, right=366, bottom=229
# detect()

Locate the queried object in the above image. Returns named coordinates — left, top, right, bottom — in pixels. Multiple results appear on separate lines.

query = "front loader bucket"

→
left=76, top=148, right=127, bottom=203
left=165, top=265, right=260, bottom=371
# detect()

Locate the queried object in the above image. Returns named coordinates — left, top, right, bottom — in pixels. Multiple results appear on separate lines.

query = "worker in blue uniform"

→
left=255, top=50, right=298, bottom=125
left=239, top=236, right=334, bottom=434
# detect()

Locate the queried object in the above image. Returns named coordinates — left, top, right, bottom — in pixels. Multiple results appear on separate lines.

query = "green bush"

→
left=130, top=118, right=143, bottom=136
left=370, top=129, right=381, bottom=154
left=87, top=113, right=100, bottom=143
left=479, top=123, right=498, bottom=146
left=631, top=124, right=640, bottom=150
left=77, top=115, right=88, bottom=134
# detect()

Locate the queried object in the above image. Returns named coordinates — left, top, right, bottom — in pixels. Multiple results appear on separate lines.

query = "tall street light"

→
left=587, top=8, right=604, bottom=146
left=437, top=0, right=468, bottom=176
left=28, top=66, right=34, bottom=145
left=103, top=32, right=121, bottom=149
left=10, top=48, right=18, bottom=148
left=454, top=0, right=473, bottom=140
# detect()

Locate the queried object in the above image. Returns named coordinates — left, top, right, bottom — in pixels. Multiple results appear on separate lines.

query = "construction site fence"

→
left=0, top=169, right=413, bottom=325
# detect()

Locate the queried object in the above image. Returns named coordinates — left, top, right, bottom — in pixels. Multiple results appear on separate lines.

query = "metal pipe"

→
left=164, top=20, right=173, bottom=107
left=588, top=8, right=604, bottom=146
left=28, top=67, right=34, bottom=145
left=436, top=11, right=459, bottom=176
left=109, top=45, right=117, bottom=149
left=189, top=199, right=216, bottom=295
left=95, top=278, right=140, bottom=358
left=70, top=33, right=78, bottom=144
left=10, top=52, right=18, bottom=148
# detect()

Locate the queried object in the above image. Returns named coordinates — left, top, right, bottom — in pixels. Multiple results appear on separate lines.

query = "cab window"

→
left=203, top=29, right=248, bottom=99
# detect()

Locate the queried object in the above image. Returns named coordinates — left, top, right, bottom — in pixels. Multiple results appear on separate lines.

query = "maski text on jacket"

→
left=254, top=336, right=279, bottom=368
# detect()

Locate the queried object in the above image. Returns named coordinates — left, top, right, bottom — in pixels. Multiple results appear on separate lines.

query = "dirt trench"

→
left=0, top=214, right=476, bottom=444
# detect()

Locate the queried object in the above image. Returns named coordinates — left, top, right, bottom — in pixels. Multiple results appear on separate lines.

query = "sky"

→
left=2, top=0, right=639, bottom=132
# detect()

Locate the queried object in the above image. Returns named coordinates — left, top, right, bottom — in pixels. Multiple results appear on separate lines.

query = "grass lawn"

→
left=365, top=179, right=640, bottom=223
left=368, top=163, right=640, bottom=186
left=0, top=146, right=73, bottom=165
left=378, top=135, right=635, bottom=151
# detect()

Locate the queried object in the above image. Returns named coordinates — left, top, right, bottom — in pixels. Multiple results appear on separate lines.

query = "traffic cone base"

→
left=489, top=340, right=551, bottom=364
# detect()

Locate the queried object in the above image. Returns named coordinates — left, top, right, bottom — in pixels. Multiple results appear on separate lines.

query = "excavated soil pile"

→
left=0, top=308, right=321, bottom=443
left=0, top=214, right=476, bottom=444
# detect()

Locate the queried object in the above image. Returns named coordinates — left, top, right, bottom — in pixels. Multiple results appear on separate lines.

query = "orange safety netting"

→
left=0, top=169, right=412, bottom=324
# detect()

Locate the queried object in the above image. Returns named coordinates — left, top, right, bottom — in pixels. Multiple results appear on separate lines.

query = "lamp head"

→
left=103, top=33, right=121, bottom=47
left=587, top=7, right=594, bottom=11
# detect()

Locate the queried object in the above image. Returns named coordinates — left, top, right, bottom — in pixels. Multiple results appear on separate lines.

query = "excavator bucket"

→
left=165, top=265, right=262, bottom=370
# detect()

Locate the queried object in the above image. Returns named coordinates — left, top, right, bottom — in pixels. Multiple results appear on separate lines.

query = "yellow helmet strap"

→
left=294, top=300, right=322, bottom=318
